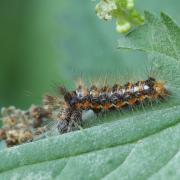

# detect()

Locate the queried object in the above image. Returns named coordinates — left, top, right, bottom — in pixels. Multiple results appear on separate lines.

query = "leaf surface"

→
left=0, top=105, right=180, bottom=179
left=1, top=11, right=180, bottom=180
left=118, top=12, right=180, bottom=62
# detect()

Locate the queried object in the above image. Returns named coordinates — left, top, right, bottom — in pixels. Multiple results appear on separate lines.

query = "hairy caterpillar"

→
left=0, top=76, right=169, bottom=147
left=56, top=77, right=169, bottom=134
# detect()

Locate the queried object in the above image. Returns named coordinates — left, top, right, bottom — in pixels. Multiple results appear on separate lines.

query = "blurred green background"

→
left=0, top=0, right=179, bottom=109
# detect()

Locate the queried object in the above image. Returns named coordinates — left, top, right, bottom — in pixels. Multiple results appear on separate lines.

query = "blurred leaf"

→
left=136, top=0, right=180, bottom=25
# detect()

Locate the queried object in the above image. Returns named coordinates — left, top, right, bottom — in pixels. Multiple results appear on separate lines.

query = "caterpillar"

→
left=57, top=77, right=169, bottom=133
left=0, top=77, right=169, bottom=147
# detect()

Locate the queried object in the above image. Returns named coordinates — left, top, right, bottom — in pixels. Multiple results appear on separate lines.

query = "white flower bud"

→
left=126, top=0, right=134, bottom=9
left=116, top=21, right=131, bottom=33
left=95, top=0, right=117, bottom=21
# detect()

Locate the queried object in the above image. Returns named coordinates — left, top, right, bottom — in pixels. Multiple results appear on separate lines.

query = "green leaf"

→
left=118, top=11, right=180, bottom=62
left=1, top=10, right=180, bottom=180
left=0, top=105, right=180, bottom=179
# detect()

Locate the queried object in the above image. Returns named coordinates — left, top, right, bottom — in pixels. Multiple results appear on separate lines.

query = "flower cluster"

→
left=95, top=0, right=144, bottom=33
left=95, top=0, right=117, bottom=20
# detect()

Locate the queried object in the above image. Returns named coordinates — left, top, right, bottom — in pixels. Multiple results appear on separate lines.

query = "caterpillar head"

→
left=153, top=81, right=169, bottom=97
